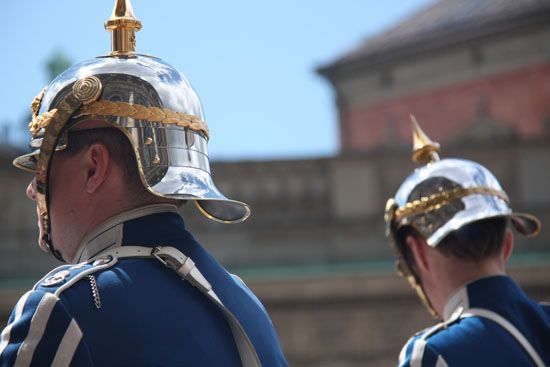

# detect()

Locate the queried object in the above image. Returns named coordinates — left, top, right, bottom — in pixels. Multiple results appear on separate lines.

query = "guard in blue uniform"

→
left=0, top=1, right=287, bottom=366
left=1, top=207, right=287, bottom=366
left=384, top=117, right=549, bottom=367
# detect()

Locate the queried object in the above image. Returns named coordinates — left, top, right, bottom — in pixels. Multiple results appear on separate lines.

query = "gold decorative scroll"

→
left=31, top=88, right=47, bottom=119
left=395, top=186, right=510, bottom=221
left=29, top=109, right=59, bottom=136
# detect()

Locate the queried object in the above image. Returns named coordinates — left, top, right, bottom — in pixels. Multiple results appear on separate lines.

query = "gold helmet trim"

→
left=385, top=198, right=439, bottom=319
left=34, top=76, right=103, bottom=261
left=29, top=101, right=210, bottom=139
left=394, top=186, right=510, bottom=222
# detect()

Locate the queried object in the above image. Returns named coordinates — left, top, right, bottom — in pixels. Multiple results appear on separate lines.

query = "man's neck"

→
left=428, top=256, right=506, bottom=318
left=70, top=203, right=179, bottom=263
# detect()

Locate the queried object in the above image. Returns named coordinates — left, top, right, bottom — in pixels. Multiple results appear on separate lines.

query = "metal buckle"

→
left=151, top=246, right=182, bottom=270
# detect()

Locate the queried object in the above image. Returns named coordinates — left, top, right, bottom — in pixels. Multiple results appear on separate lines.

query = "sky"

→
left=0, top=0, right=432, bottom=161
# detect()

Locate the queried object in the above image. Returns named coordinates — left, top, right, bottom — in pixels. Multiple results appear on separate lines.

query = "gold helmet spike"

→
left=105, top=0, right=142, bottom=56
left=410, top=114, right=440, bottom=165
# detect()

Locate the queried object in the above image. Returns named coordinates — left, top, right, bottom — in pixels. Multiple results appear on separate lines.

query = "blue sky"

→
left=0, top=0, right=432, bottom=161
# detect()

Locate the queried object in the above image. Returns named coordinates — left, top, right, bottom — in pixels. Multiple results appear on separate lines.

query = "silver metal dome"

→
left=13, top=2, right=250, bottom=224
left=392, top=158, right=540, bottom=247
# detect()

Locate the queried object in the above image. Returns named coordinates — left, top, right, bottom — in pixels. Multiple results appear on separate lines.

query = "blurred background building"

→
left=1, top=0, right=550, bottom=366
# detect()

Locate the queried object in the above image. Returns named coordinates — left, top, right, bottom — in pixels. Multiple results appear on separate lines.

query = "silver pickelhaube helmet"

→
left=13, top=0, right=250, bottom=260
left=385, top=115, right=541, bottom=318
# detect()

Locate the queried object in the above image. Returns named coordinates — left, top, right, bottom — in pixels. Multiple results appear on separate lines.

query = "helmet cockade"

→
left=14, top=0, right=250, bottom=262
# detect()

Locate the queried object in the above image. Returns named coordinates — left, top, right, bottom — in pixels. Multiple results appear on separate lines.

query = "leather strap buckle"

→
left=151, top=246, right=183, bottom=270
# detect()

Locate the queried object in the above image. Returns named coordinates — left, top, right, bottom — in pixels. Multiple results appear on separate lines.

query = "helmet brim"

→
left=510, top=212, right=541, bottom=237
left=196, top=199, right=251, bottom=224
left=13, top=151, right=38, bottom=173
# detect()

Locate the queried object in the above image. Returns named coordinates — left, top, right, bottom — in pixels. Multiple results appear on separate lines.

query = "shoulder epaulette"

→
left=33, top=254, right=118, bottom=296
left=420, top=307, right=465, bottom=341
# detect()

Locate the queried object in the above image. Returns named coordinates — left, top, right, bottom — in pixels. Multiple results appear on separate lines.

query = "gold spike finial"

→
left=105, top=0, right=142, bottom=56
left=410, top=114, right=440, bottom=165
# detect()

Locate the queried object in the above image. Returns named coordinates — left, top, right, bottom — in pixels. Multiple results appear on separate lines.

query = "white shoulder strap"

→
left=96, top=246, right=262, bottom=367
left=460, top=308, right=544, bottom=367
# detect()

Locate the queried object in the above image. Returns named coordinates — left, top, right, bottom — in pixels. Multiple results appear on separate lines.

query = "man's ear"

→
left=84, top=143, right=110, bottom=194
left=502, top=228, right=514, bottom=262
left=406, top=234, right=430, bottom=274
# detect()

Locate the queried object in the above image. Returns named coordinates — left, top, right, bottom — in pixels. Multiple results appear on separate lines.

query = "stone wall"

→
left=0, top=139, right=549, bottom=366
left=180, top=140, right=550, bottom=269
left=2, top=139, right=548, bottom=279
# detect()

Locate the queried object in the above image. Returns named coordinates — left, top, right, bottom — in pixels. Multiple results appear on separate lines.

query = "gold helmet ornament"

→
left=14, top=0, right=250, bottom=261
left=384, top=115, right=541, bottom=318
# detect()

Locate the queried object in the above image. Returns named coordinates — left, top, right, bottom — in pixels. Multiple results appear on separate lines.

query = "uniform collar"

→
left=443, top=284, right=471, bottom=320
left=71, top=204, right=179, bottom=264
left=443, top=275, right=519, bottom=320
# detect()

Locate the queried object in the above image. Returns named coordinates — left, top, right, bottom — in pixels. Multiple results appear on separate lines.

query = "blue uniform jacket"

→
left=0, top=204, right=288, bottom=366
left=398, top=275, right=550, bottom=366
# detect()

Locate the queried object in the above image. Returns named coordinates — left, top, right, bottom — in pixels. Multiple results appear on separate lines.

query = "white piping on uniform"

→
left=461, top=308, right=545, bottom=367
left=14, top=293, right=58, bottom=367
left=55, top=259, right=119, bottom=297
left=410, top=339, right=427, bottom=367
left=435, top=355, right=449, bottom=367
left=51, top=319, right=83, bottom=367
left=398, top=339, right=409, bottom=365
left=0, top=291, right=32, bottom=358
left=443, top=286, right=469, bottom=320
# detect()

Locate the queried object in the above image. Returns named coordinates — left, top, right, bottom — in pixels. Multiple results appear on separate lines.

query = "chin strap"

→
left=397, top=258, right=439, bottom=319
left=43, top=233, right=65, bottom=262
left=385, top=198, right=440, bottom=319
left=34, top=76, right=103, bottom=263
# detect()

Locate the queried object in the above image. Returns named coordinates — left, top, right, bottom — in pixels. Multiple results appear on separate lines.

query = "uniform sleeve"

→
left=0, top=290, right=93, bottom=367
left=231, top=274, right=270, bottom=315
left=398, top=335, right=449, bottom=367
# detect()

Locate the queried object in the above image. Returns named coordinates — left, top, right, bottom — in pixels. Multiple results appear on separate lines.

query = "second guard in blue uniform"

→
left=398, top=276, right=549, bottom=366
left=384, top=116, right=549, bottom=366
